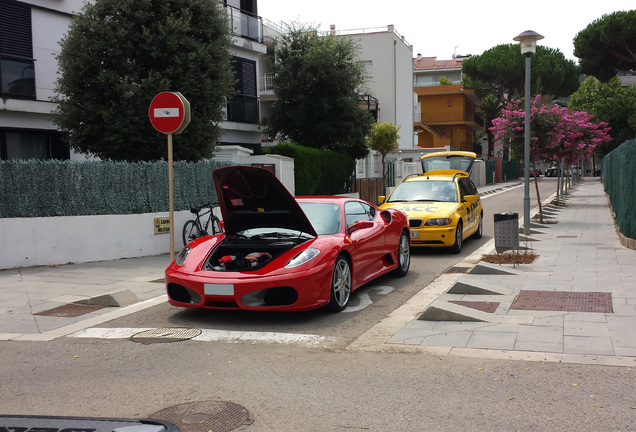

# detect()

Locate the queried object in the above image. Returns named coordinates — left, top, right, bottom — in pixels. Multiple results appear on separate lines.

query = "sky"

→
left=257, top=1, right=634, bottom=62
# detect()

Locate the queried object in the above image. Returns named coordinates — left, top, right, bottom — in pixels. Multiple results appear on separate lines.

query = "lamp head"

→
left=513, top=30, right=544, bottom=55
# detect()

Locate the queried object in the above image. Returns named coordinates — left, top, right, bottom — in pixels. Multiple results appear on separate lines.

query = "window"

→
left=1, top=129, right=69, bottom=160
left=0, top=1, right=35, bottom=99
left=227, top=57, right=258, bottom=123
left=345, top=201, right=376, bottom=226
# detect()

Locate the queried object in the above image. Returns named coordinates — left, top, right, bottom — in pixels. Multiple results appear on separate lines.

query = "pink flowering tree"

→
left=490, top=95, right=611, bottom=220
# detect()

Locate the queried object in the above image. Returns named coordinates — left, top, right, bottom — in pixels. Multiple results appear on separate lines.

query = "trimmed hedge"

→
left=266, top=142, right=355, bottom=195
left=0, top=159, right=228, bottom=218
left=602, top=139, right=636, bottom=239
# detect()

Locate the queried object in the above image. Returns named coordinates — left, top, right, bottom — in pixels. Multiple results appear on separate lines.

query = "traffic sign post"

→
left=149, top=92, right=191, bottom=261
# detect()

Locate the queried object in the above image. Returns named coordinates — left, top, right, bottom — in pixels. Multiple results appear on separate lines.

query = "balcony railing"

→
left=414, top=111, right=483, bottom=126
left=224, top=4, right=263, bottom=43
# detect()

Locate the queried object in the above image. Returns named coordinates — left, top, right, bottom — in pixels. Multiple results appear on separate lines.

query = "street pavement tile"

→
left=532, top=314, right=565, bottom=327
left=563, top=336, right=615, bottom=356
left=419, top=330, right=473, bottom=347
left=517, top=324, right=563, bottom=344
left=563, top=312, right=607, bottom=323
left=563, top=321, right=610, bottom=338
left=467, top=331, right=516, bottom=350
left=513, top=340, right=563, bottom=353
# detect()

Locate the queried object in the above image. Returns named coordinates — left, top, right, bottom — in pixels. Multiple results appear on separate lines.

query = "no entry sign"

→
left=149, top=91, right=191, bottom=134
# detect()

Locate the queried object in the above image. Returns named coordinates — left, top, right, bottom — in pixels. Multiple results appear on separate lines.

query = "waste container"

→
left=494, top=213, right=519, bottom=254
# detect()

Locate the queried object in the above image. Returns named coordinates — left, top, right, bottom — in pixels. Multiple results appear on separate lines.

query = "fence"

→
left=602, top=139, right=636, bottom=240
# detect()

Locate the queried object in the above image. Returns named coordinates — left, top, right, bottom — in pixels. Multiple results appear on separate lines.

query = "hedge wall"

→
left=0, top=159, right=228, bottom=218
left=266, top=142, right=355, bottom=196
left=602, top=139, right=636, bottom=239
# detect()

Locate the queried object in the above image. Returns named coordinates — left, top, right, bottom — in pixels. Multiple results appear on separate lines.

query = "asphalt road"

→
left=7, top=178, right=631, bottom=432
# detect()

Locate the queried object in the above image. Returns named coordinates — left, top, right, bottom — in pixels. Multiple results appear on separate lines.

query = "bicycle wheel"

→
left=182, top=220, right=202, bottom=246
left=210, top=216, right=223, bottom=234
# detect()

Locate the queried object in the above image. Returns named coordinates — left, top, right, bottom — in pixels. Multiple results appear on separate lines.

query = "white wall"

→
left=0, top=210, right=192, bottom=270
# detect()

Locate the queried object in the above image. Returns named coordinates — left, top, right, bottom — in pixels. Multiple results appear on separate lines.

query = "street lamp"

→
left=513, top=30, right=543, bottom=236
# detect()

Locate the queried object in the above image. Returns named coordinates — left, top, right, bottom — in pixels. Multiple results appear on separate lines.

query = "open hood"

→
left=420, top=151, right=476, bottom=176
left=212, top=165, right=317, bottom=237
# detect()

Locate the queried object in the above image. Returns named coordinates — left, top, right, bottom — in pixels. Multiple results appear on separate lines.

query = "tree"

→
left=366, top=122, right=400, bottom=180
left=569, top=76, right=636, bottom=158
left=462, top=44, right=581, bottom=103
left=476, top=94, right=503, bottom=157
left=573, top=10, right=636, bottom=82
left=262, top=23, right=374, bottom=160
left=491, top=95, right=611, bottom=214
left=53, top=0, right=235, bottom=162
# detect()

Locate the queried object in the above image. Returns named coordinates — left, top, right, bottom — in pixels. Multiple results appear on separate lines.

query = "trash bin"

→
left=494, top=213, right=519, bottom=254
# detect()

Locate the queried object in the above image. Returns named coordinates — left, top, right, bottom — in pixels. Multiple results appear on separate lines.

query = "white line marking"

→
left=69, top=327, right=339, bottom=348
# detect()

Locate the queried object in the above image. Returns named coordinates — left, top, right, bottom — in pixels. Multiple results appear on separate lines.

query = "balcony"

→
left=414, top=111, right=483, bottom=128
left=224, top=4, right=263, bottom=43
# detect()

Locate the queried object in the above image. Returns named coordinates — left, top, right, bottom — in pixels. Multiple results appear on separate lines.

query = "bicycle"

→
left=182, top=203, right=223, bottom=246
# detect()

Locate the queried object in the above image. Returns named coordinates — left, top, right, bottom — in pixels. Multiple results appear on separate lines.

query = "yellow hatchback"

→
left=379, top=151, right=483, bottom=254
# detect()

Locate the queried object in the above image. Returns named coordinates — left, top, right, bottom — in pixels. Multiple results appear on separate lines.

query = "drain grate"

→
left=150, top=400, right=252, bottom=432
left=131, top=327, right=202, bottom=344
left=35, top=303, right=105, bottom=318
left=449, top=300, right=500, bottom=313
left=511, top=290, right=612, bottom=313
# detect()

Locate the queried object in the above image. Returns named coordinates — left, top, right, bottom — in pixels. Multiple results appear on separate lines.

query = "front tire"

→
left=328, top=255, right=351, bottom=312
left=393, top=230, right=410, bottom=277
left=449, top=221, right=463, bottom=254
left=182, top=220, right=202, bottom=246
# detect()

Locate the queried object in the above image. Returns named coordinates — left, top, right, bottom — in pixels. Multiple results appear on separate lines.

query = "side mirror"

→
left=348, top=220, right=374, bottom=234
left=378, top=196, right=386, bottom=204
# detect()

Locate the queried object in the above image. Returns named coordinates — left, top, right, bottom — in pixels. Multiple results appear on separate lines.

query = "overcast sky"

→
left=257, top=1, right=634, bottom=62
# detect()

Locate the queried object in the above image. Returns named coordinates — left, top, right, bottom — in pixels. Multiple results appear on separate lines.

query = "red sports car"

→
left=166, top=165, right=410, bottom=312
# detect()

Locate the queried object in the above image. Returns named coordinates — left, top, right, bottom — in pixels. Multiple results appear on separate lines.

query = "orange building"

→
left=414, top=83, right=483, bottom=154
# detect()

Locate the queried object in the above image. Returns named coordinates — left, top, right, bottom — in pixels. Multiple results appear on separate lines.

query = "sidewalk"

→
left=349, top=177, right=636, bottom=366
left=2, top=178, right=635, bottom=367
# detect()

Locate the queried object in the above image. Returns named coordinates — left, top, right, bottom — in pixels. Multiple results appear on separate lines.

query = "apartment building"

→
left=0, top=0, right=83, bottom=160
left=0, top=0, right=274, bottom=160
left=413, top=54, right=484, bottom=155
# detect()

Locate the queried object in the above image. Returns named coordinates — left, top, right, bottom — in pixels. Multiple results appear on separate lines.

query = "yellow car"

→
left=379, top=151, right=483, bottom=254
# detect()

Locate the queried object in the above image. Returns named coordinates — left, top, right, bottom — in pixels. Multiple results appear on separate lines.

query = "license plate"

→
left=410, top=231, right=419, bottom=238
left=204, top=283, right=234, bottom=295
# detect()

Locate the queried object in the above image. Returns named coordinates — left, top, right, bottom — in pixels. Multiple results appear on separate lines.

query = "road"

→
left=4, top=178, right=634, bottom=431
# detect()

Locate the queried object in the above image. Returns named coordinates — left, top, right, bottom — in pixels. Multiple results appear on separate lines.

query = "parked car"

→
left=166, top=166, right=410, bottom=312
left=545, top=167, right=558, bottom=177
left=378, top=151, right=483, bottom=254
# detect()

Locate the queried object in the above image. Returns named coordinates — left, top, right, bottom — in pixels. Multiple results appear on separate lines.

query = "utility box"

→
left=494, top=213, right=519, bottom=253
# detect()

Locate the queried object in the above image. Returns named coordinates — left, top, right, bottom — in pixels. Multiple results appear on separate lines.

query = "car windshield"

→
left=238, top=202, right=341, bottom=238
left=388, top=180, right=458, bottom=203
left=299, top=202, right=341, bottom=235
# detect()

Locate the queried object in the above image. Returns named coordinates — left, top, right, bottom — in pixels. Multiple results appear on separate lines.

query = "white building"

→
left=336, top=25, right=415, bottom=149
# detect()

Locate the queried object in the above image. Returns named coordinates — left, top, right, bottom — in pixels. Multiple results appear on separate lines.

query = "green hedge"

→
left=266, top=142, right=355, bottom=195
left=0, top=159, right=228, bottom=218
left=602, top=139, right=636, bottom=239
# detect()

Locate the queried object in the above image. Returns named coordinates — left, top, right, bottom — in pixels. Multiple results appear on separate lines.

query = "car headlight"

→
left=284, top=248, right=320, bottom=268
left=425, top=218, right=453, bottom=226
left=175, top=247, right=191, bottom=266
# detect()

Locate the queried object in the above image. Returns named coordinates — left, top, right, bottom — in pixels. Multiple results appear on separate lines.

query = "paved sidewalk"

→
left=349, top=177, right=636, bottom=366
left=2, top=178, right=635, bottom=367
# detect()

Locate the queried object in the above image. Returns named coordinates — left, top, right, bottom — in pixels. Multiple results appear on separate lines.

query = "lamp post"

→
left=513, top=30, right=543, bottom=236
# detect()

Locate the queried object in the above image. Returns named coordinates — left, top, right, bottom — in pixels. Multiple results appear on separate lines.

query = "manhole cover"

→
left=131, top=327, right=202, bottom=344
left=449, top=300, right=500, bottom=313
left=511, top=290, right=613, bottom=313
left=35, top=303, right=105, bottom=318
left=150, top=400, right=252, bottom=432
